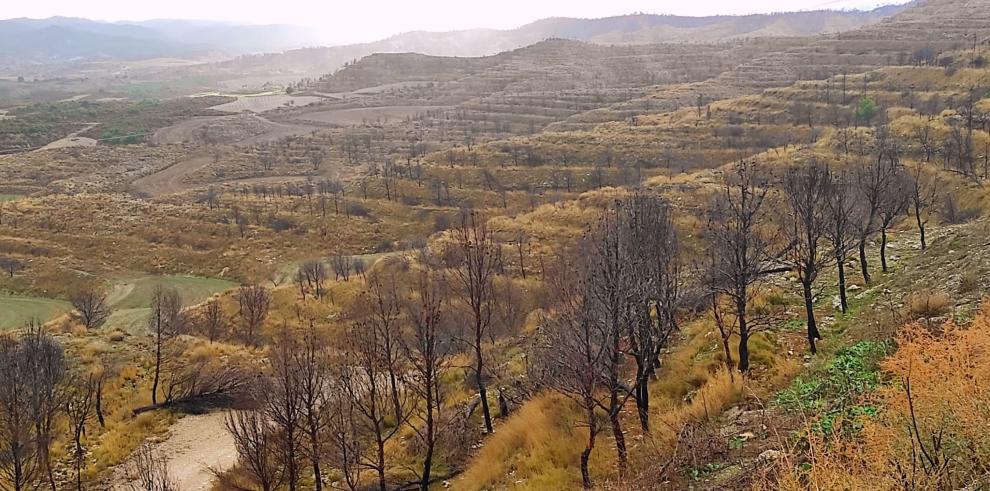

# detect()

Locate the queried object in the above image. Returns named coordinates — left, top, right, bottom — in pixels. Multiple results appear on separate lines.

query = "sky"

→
left=5, top=0, right=910, bottom=45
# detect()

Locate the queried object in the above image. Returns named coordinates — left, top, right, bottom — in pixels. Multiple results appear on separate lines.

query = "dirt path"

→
left=111, top=412, right=236, bottom=491
left=134, top=115, right=317, bottom=197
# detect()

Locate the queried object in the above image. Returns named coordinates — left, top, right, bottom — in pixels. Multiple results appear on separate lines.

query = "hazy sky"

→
left=7, top=0, right=908, bottom=44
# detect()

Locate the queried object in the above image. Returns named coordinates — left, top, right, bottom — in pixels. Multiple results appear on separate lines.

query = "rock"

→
left=737, top=431, right=756, bottom=441
left=724, top=406, right=743, bottom=421
left=758, top=449, right=783, bottom=464
left=848, top=284, right=861, bottom=291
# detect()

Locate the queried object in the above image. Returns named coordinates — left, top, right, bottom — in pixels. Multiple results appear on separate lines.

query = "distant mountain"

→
left=203, top=5, right=910, bottom=89
left=0, top=17, right=319, bottom=64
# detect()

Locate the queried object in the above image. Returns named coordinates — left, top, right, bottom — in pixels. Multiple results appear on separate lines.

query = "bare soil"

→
left=110, top=412, right=236, bottom=491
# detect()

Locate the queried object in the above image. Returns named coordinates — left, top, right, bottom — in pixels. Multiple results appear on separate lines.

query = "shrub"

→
left=904, top=290, right=951, bottom=321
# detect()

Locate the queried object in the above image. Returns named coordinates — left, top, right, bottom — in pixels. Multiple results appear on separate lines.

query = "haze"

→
left=7, top=0, right=910, bottom=44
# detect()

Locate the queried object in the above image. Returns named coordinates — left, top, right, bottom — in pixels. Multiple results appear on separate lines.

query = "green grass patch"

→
left=776, top=340, right=891, bottom=434
left=108, top=275, right=236, bottom=310
left=0, top=194, right=23, bottom=202
left=0, top=295, right=72, bottom=330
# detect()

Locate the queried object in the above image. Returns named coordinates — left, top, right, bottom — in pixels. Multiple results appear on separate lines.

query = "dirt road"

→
left=111, top=412, right=236, bottom=491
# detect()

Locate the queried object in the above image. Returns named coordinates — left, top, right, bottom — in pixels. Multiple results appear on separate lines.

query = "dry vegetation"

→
left=1, top=1, right=990, bottom=489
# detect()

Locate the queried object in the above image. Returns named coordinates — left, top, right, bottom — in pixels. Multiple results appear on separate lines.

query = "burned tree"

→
left=825, top=170, right=859, bottom=314
left=449, top=210, right=501, bottom=434
left=704, top=160, right=777, bottom=372
left=877, top=168, right=912, bottom=272
left=533, top=253, right=609, bottom=488
left=235, top=285, right=270, bottom=345
left=402, top=269, right=453, bottom=491
left=71, top=288, right=111, bottom=330
left=148, top=286, right=184, bottom=406
left=907, top=162, right=939, bottom=251
left=225, top=410, right=285, bottom=491
left=618, top=192, right=681, bottom=432
left=853, top=154, right=899, bottom=284
left=779, top=161, right=832, bottom=354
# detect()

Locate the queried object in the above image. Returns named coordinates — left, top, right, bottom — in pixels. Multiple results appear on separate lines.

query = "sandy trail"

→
left=133, top=115, right=317, bottom=197
left=112, top=412, right=236, bottom=491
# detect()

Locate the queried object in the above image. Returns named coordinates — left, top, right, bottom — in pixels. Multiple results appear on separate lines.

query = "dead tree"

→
left=449, top=210, right=501, bottom=434
left=148, top=286, right=184, bottom=406
left=907, top=162, right=939, bottom=251
left=853, top=154, right=899, bottom=284
left=127, top=444, right=178, bottom=491
left=199, top=298, right=226, bottom=344
left=224, top=410, right=285, bottom=491
left=0, top=336, right=42, bottom=491
left=341, top=312, right=414, bottom=491
left=618, top=192, right=681, bottom=432
left=877, top=167, right=912, bottom=272
left=825, top=170, right=859, bottom=314
left=357, top=275, right=405, bottom=424
left=402, top=269, right=452, bottom=491
left=294, top=325, right=331, bottom=491
left=262, top=327, right=304, bottom=491
left=533, top=253, right=609, bottom=489
left=65, top=372, right=96, bottom=491
left=70, top=288, right=111, bottom=329
left=585, top=209, right=632, bottom=475
left=704, top=160, right=777, bottom=372
left=780, top=162, right=832, bottom=354
left=298, top=260, right=329, bottom=299
left=235, top=285, right=270, bottom=346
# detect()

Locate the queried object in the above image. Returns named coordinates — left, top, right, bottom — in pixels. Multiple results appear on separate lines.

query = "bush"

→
left=939, top=194, right=981, bottom=224
left=268, top=216, right=297, bottom=231
left=346, top=202, right=371, bottom=217
left=904, top=290, right=951, bottom=321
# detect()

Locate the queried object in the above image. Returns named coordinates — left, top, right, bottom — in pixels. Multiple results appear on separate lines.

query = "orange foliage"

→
left=772, top=300, right=990, bottom=490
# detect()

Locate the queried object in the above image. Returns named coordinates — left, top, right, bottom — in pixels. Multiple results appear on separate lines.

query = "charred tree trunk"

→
left=802, top=278, right=821, bottom=355
left=858, top=238, right=872, bottom=284
left=836, top=255, right=849, bottom=314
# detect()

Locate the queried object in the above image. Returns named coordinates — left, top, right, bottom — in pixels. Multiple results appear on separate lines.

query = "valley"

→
left=2, top=0, right=990, bottom=490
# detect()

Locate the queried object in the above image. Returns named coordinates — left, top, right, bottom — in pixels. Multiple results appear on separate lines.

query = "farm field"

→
left=0, top=295, right=72, bottom=330
left=294, top=105, right=451, bottom=125
left=208, top=93, right=323, bottom=112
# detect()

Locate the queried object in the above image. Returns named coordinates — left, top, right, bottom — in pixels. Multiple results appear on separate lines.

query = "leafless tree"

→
left=198, top=298, right=226, bottom=344
left=618, top=192, right=682, bottom=432
left=340, top=312, right=414, bottom=491
left=331, top=255, right=354, bottom=282
left=236, top=285, right=270, bottom=346
left=262, top=327, right=304, bottom=491
left=294, top=325, right=331, bottom=491
left=224, top=410, right=285, bottom=491
left=906, top=162, right=940, bottom=251
left=448, top=210, right=501, bottom=434
left=853, top=153, right=899, bottom=284
left=127, top=444, right=178, bottom=491
left=0, top=336, right=41, bottom=491
left=401, top=268, right=453, bottom=491
left=877, top=167, right=912, bottom=272
left=71, top=288, right=111, bottom=330
left=65, top=372, right=96, bottom=491
left=298, top=260, right=329, bottom=300
left=326, top=382, right=363, bottom=491
left=0, top=257, right=24, bottom=277
left=148, top=286, right=185, bottom=406
left=779, top=161, right=832, bottom=354
left=703, top=160, right=778, bottom=372
left=357, top=275, right=405, bottom=424
left=533, top=253, right=609, bottom=488
left=824, top=170, right=859, bottom=314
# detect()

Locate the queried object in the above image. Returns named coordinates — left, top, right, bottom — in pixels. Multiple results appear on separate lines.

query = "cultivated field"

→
left=208, top=94, right=323, bottom=113
left=294, top=105, right=451, bottom=125
left=0, top=295, right=72, bottom=330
